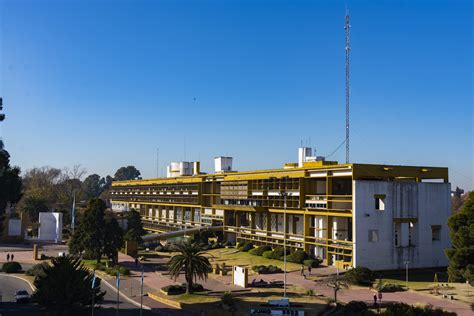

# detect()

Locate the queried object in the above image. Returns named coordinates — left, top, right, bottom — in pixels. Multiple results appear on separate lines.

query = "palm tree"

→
left=168, top=241, right=212, bottom=294
left=32, top=255, right=105, bottom=315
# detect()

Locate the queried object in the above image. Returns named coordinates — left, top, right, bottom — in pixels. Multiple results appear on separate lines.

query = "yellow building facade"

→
left=110, top=157, right=449, bottom=270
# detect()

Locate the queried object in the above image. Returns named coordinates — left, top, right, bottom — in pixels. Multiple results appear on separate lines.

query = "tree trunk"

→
left=186, top=273, right=193, bottom=294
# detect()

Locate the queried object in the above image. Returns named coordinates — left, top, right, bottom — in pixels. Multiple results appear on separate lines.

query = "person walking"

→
left=308, top=265, right=312, bottom=276
left=373, top=294, right=377, bottom=306
left=135, top=257, right=139, bottom=268
left=6, top=253, right=10, bottom=261
left=300, top=264, right=305, bottom=277
left=11, top=254, right=14, bottom=261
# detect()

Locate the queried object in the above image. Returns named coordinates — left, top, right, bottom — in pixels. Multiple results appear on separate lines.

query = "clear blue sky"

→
left=0, top=0, right=472, bottom=190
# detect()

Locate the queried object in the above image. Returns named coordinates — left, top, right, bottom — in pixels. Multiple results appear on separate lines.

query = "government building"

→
left=110, top=148, right=451, bottom=271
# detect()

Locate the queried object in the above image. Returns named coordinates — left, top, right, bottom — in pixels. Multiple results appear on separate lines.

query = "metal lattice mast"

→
left=345, top=14, right=350, bottom=164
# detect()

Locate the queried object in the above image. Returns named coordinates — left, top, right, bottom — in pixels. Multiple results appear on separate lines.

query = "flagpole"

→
left=116, top=272, right=120, bottom=316
left=91, top=270, right=96, bottom=316
left=140, top=267, right=144, bottom=316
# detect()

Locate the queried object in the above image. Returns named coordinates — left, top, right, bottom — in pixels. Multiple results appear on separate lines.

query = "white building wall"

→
left=353, top=180, right=451, bottom=270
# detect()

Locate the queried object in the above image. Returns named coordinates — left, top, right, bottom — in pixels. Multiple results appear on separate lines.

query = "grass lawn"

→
left=377, top=268, right=449, bottom=290
left=206, top=248, right=302, bottom=274
left=151, top=284, right=327, bottom=316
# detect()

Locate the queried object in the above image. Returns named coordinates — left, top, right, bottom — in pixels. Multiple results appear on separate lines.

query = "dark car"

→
left=14, top=290, right=31, bottom=303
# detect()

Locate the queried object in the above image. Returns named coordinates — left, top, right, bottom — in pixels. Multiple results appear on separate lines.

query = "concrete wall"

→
left=8, top=219, right=21, bottom=236
left=38, top=212, right=63, bottom=242
left=353, top=180, right=451, bottom=270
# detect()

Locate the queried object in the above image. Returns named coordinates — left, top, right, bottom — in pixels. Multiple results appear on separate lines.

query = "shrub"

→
left=343, top=266, right=375, bottom=286
left=252, top=265, right=283, bottom=274
left=161, top=283, right=204, bottom=295
left=221, top=291, right=235, bottom=307
left=303, top=258, right=322, bottom=268
left=249, top=245, right=272, bottom=256
left=2, top=261, right=22, bottom=273
left=267, top=247, right=290, bottom=260
left=162, top=284, right=185, bottom=295
left=286, top=250, right=308, bottom=264
left=262, top=250, right=273, bottom=259
left=344, top=301, right=369, bottom=313
left=26, top=262, right=49, bottom=278
left=105, top=265, right=130, bottom=276
left=238, top=242, right=254, bottom=252
left=305, top=289, right=314, bottom=296
left=376, top=282, right=404, bottom=293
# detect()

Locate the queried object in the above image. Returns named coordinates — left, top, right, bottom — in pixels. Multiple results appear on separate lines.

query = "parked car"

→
left=14, top=290, right=30, bottom=303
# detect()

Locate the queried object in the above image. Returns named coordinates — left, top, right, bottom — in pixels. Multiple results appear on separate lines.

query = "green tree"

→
left=32, top=255, right=105, bottom=315
left=114, top=166, right=141, bottom=181
left=69, top=199, right=124, bottom=263
left=446, top=191, right=474, bottom=283
left=124, top=209, right=146, bottom=243
left=0, top=145, right=22, bottom=214
left=168, top=242, right=212, bottom=294
left=81, top=174, right=104, bottom=200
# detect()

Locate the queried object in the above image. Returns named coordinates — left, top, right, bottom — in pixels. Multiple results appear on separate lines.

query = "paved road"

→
left=0, top=274, right=156, bottom=315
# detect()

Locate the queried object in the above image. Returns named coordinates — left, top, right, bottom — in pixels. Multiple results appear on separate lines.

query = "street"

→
left=0, top=274, right=156, bottom=316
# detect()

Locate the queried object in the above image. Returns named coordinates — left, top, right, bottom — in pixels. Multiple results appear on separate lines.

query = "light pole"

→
left=404, top=261, right=410, bottom=290
left=280, top=190, right=289, bottom=298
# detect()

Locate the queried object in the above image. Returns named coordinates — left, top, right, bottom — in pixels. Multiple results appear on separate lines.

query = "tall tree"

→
left=446, top=191, right=474, bottom=283
left=168, top=242, right=212, bottom=294
left=114, top=166, right=141, bottom=181
left=69, top=199, right=124, bottom=263
left=0, top=145, right=22, bottom=214
left=124, top=209, right=146, bottom=244
left=81, top=174, right=104, bottom=200
left=32, top=255, right=105, bottom=315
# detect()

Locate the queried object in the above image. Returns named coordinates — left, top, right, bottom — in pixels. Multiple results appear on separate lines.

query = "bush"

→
left=252, top=265, right=283, bottom=274
left=105, top=265, right=130, bottom=276
left=26, top=262, right=49, bottom=278
left=162, top=284, right=185, bottom=295
left=344, top=301, right=370, bottom=314
left=303, top=258, right=322, bottom=268
left=376, top=282, right=405, bottom=293
left=286, top=250, right=308, bottom=264
left=161, top=283, right=204, bottom=295
left=262, top=250, right=273, bottom=259
left=238, top=242, right=254, bottom=252
left=305, top=289, right=314, bottom=296
left=2, top=261, right=22, bottom=273
left=221, top=291, right=235, bottom=307
left=344, top=266, right=375, bottom=286
left=249, top=245, right=272, bottom=256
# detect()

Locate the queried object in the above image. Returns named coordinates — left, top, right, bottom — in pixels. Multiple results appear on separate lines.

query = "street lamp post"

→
left=404, top=261, right=410, bottom=290
left=280, top=190, right=289, bottom=298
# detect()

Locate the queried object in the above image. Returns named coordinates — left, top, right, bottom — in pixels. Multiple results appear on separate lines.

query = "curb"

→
left=0, top=273, right=36, bottom=292
left=147, top=292, right=184, bottom=309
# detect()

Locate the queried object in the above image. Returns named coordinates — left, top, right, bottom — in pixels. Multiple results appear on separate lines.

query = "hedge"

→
left=249, top=245, right=272, bottom=256
left=252, top=265, right=283, bottom=274
left=303, top=258, right=322, bottom=268
left=343, top=266, right=375, bottom=286
left=161, top=283, right=204, bottom=295
left=286, top=250, right=308, bottom=264
left=2, top=261, right=22, bottom=273
left=238, top=242, right=254, bottom=252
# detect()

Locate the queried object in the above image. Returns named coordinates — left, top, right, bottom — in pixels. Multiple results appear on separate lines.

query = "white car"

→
left=14, top=290, right=30, bottom=303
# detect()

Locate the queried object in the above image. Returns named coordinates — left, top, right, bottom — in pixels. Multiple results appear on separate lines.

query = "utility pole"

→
left=280, top=188, right=289, bottom=298
left=405, top=261, right=410, bottom=290
left=345, top=12, right=351, bottom=164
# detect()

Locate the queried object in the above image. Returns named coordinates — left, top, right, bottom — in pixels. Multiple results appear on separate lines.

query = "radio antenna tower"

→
left=344, top=12, right=351, bottom=164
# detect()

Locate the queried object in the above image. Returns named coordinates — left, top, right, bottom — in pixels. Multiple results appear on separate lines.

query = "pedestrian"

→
left=300, top=264, right=305, bottom=276
left=135, top=257, right=139, bottom=268
left=6, top=253, right=10, bottom=261
left=308, top=265, right=312, bottom=276
left=373, top=294, right=377, bottom=306
left=11, top=254, right=14, bottom=261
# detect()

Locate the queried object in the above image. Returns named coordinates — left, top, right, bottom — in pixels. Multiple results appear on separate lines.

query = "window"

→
left=368, top=230, right=379, bottom=243
left=375, top=194, right=386, bottom=211
left=432, top=225, right=441, bottom=241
